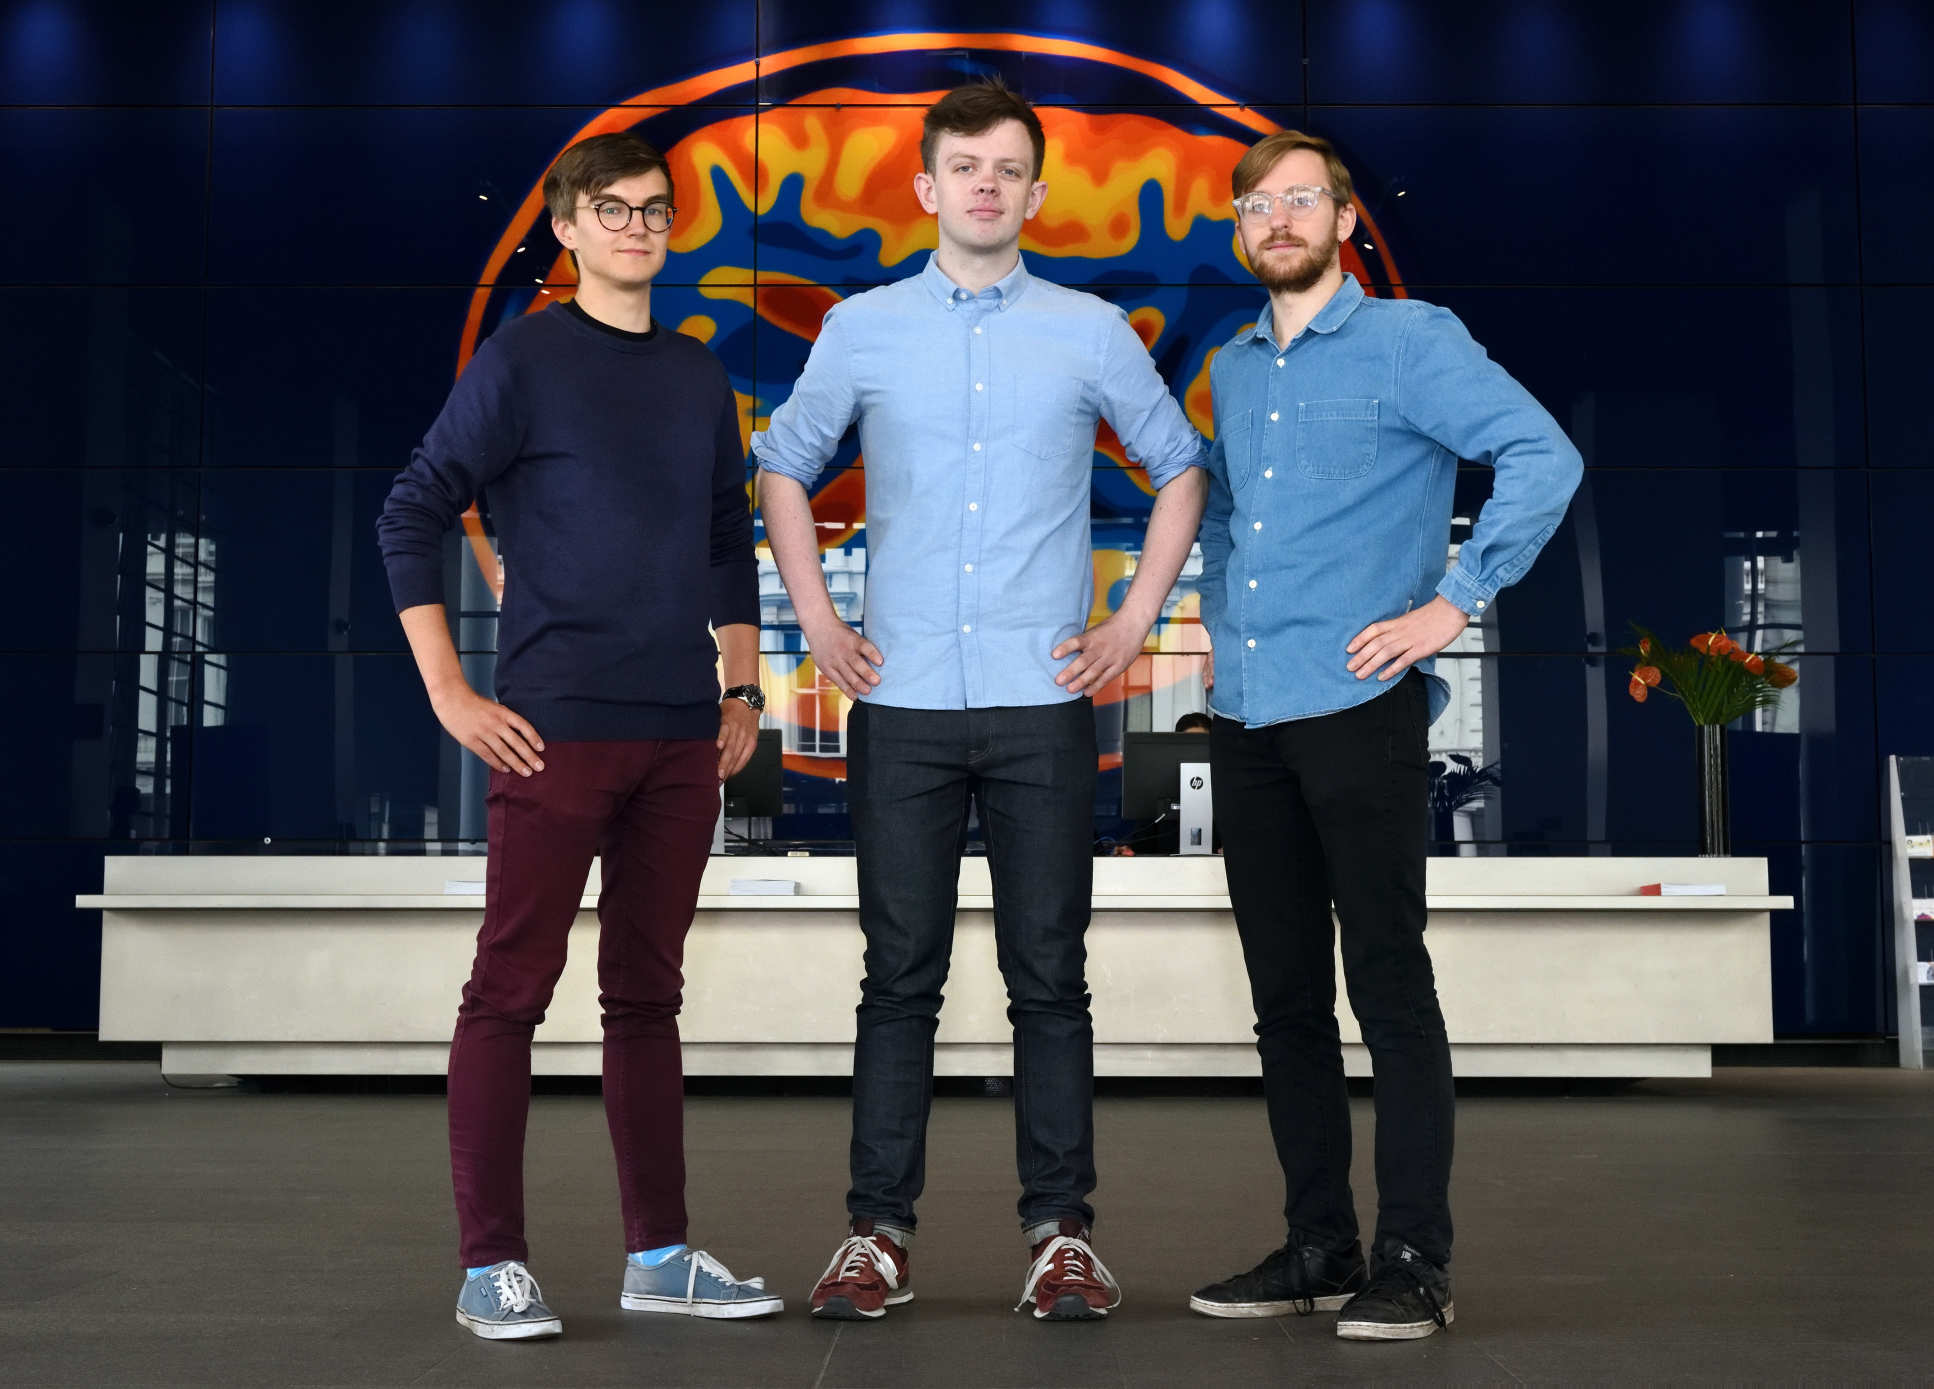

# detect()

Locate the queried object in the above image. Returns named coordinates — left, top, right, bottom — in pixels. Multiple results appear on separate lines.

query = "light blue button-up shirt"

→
left=753, top=254, right=1205, bottom=710
left=1200, top=274, right=1582, bottom=728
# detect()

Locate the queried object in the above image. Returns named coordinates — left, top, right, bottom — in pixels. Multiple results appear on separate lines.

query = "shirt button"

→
left=974, top=326, right=983, bottom=335
left=964, top=563, right=974, bottom=572
left=962, top=624, right=972, bottom=633
left=1246, top=638, right=1257, bottom=649
left=1248, top=579, right=1257, bottom=589
left=1275, top=357, right=1285, bottom=368
left=1269, top=411, right=1279, bottom=422
left=1252, top=520, right=1262, bottom=531
left=1475, top=600, right=1487, bottom=610
left=972, top=441, right=982, bottom=452
left=968, top=502, right=979, bottom=511
left=1263, top=468, right=1273, bottom=479
left=974, top=382, right=984, bottom=391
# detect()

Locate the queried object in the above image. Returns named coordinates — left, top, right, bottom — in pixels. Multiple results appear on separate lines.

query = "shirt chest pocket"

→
left=1215, top=409, right=1255, bottom=492
left=1296, top=398, right=1380, bottom=480
left=1003, top=372, right=1087, bottom=460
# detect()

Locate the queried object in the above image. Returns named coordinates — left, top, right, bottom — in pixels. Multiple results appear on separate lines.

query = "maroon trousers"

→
left=448, top=738, right=718, bottom=1268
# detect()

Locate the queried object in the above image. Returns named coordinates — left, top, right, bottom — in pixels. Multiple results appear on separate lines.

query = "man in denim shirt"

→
left=1188, top=132, right=1581, bottom=1340
left=756, top=80, right=1205, bottom=1322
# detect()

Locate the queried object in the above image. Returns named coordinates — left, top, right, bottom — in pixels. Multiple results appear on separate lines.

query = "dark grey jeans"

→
left=844, top=698, right=1098, bottom=1235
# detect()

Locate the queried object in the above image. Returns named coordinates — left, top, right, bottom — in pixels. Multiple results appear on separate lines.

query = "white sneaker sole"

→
left=1189, top=1292, right=1354, bottom=1317
left=455, top=1308, right=562, bottom=1340
left=620, top=1291, right=785, bottom=1319
left=1336, top=1302, right=1455, bottom=1340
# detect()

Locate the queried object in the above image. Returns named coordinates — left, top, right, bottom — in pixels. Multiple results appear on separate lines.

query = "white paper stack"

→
left=727, top=878, right=799, bottom=896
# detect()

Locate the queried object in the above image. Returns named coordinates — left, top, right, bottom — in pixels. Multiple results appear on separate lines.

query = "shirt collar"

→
left=1243, top=272, right=1368, bottom=346
left=922, top=251, right=1032, bottom=309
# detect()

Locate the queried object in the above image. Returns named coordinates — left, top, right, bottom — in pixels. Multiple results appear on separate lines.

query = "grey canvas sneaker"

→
left=621, top=1247, right=784, bottom=1319
left=455, top=1260, right=563, bottom=1340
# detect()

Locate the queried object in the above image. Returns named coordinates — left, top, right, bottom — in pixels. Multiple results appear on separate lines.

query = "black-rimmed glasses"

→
left=582, top=199, right=677, bottom=233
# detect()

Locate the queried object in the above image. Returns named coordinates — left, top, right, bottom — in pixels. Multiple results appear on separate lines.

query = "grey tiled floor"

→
left=5, top=1063, right=1931, bottom=1386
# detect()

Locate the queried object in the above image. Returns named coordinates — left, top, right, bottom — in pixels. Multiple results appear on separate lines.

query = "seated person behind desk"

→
left=1110, top=713, right=1215, bottom=855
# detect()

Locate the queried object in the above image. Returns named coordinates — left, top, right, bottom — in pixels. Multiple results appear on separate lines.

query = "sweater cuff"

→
left=709, top=557, right=760, bottom=629
left=386, top=559, right=447, bottom=614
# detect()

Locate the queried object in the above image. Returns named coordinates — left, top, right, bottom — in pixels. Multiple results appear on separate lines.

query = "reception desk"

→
left=85, top=855, right=1785, bottom=1079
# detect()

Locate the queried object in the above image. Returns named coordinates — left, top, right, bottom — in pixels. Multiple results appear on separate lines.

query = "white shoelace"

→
left=489, top=1262, right=542, bottom=1314
left=819, top=1234, right=902, bottom=1291
left=1014, top=1235, right=1120, bottom=1312
left=683, top=1248, right=757, bottom=1304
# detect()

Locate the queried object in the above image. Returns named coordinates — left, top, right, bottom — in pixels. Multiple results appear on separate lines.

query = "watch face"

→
left=728, top=685, right=766, bottom=711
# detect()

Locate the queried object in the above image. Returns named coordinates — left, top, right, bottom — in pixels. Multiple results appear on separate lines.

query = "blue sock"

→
left=628, top=1243, right=687, bottom=1268
left=465, top=1265, right=496, bottom=1279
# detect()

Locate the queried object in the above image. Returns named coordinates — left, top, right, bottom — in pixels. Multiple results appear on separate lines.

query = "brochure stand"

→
left=1884, top=756, right=1934, bottom=1069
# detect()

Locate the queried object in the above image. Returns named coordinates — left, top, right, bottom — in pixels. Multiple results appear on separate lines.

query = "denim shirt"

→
left=1199, top=274, right=1582, bottom=727
left=753, top=254, right=1205, bottom=710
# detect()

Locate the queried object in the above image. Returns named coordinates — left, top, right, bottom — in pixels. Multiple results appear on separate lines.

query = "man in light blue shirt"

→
left=755, top=79, right=1205, bottom=1323
left=1187, top=131, right=1581, bottom=1341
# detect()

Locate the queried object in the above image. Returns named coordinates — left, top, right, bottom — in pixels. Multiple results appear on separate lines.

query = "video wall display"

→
left=8, top=1, right=1929, bottom=1036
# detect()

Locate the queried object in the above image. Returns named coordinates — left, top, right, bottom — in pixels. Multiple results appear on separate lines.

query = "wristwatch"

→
left=721, top=684, right=766, bottom=712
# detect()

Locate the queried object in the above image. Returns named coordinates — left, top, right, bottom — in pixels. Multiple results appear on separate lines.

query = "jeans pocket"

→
left=1296, top=397, right=1379, bottom=479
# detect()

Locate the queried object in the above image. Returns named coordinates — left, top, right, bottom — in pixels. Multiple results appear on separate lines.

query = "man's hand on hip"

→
left=716, top=698, right=760, bottom=781
left=803, top=617, right=883, bottom=699
left=430, top=685, right=545, bottom=776
left=1053, top=611, right=1151, bottom=696
left=1345, top=595, right=1470, bottom=682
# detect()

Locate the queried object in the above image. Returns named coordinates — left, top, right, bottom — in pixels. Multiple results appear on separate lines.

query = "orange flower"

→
left=1638, top=636, right=1653, bottom=655
left=1634, top=664, right=1662, bottom=687
left=1628, top=674, right=1649, bottom=702
left=1689, top=631, right=1718, bottom=654
left=1766, top=661, right=1798, bottom=688
left=1711, top=633, right=1739, bottom=657
left=1742, top=652, right=1765, bottom=674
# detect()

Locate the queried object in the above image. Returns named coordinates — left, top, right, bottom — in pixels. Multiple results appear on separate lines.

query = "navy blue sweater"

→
left=377, top=301, right=759, bottom=742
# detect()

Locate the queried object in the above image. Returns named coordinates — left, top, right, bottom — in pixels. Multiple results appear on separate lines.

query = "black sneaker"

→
left=1188, top=1241, right=1367, bottom=1318
left=1335, top=1243, right=1453, bottom=1341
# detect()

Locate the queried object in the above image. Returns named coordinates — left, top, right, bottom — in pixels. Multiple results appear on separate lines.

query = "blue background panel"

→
left=6, top=4, right=1920, bottom=1041
left=1307, top=0, right=1854, bottom=105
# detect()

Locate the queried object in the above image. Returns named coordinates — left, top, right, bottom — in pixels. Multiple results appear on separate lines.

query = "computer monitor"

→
left=723, top=729, right=783, bottom=817
left=1120, top=731, right=1212, bottom=821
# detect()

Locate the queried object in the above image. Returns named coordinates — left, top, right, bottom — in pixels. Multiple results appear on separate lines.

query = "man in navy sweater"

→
left=377, top=132, right=779, bottom=1340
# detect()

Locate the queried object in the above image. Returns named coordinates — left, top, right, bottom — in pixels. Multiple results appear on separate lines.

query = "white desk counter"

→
left=84, top=855, right=1784, bottom=1079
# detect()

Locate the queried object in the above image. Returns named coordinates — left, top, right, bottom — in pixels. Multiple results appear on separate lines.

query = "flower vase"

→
left=1695, top=723, right=1730, bottom=857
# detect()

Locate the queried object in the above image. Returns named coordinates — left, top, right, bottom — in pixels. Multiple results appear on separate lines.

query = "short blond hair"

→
left=1231, top=130, right=1354, bottom=206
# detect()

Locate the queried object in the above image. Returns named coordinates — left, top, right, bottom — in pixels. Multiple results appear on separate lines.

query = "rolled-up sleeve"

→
left=1095, top=307, right=1205, bottom=490
left=750, top=307, right=859, bottom=486
left=1394, top=305, right=1583, bottom=614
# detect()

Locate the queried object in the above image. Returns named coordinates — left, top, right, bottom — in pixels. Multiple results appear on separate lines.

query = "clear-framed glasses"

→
left=583, top=199, right=677, bottom=233
left=1231, top=185, right=1339, bottom=223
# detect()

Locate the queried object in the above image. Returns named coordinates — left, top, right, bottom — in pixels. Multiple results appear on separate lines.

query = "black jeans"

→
left=1211, top=672, right=1454, bottom=1267
left=845, top=699, right=1098, bottom=1235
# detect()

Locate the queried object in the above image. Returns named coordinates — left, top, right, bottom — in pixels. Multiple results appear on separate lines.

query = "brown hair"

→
left=921, top=77, right=1046, bottom=181
left=1231, top=130, right=1354, bottom=206
left=543, top=132, right=674, bottom=224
